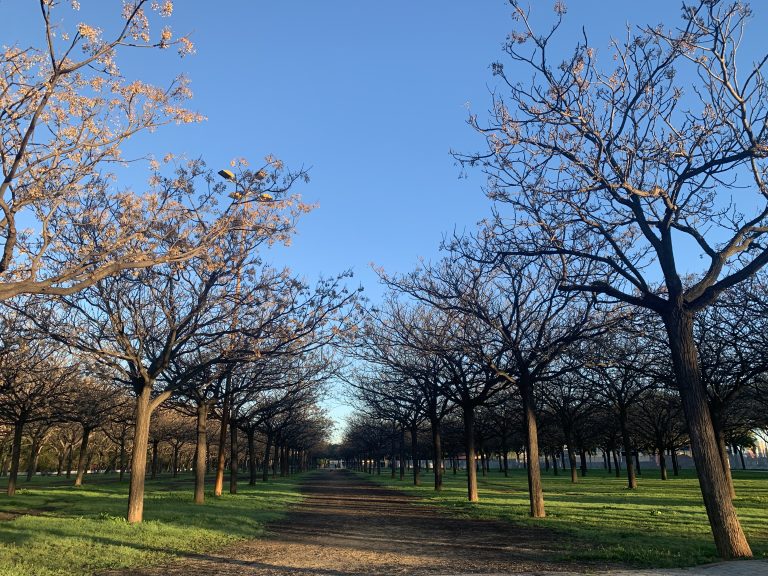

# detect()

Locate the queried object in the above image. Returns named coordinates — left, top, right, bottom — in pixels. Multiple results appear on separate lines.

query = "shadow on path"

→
left=98, top=469, right=767, bottom=576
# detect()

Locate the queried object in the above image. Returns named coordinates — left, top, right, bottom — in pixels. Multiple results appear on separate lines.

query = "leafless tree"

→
left=461, top=0, right=767, bottom=556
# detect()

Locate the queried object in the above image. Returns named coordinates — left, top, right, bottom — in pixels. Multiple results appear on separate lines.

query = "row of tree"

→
left=344, top=0, right=768, bottom=559
left=0, top=1, right=354, bottom=523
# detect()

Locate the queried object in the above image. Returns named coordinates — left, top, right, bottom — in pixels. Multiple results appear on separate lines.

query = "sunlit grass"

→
left=0, top=472, right=306, bottom=576
left=360, top=467, right=768, bottom=567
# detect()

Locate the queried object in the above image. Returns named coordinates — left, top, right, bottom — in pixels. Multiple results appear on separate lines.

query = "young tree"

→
left=463, top=1, right=766, bottom=556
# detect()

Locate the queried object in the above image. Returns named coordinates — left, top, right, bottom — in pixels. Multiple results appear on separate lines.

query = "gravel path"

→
left=100, top=469, right=766, bottom=576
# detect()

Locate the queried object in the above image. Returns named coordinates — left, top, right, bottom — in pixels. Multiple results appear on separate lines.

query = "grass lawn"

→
left=358, top=466, right=768, bottom=568
left=0, top=472, right=306, bottom=576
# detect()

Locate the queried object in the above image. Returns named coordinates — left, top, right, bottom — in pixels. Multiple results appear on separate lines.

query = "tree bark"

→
left=118, top=434, right=126, bottom=482
left=521, top=381, right=545, bottom=517
left=229, top=415, right=238, bottom=494
left=462, top=404, right=478, bottom=502
left=193, top=402, right=208, bottom=503
left=262, top=433, right=273, bottom=482
left=65, top=444, right=73, bottom=479
left=565, top=434, right=578, bottom=483
left=247, top=430, right=257, bottom=485
left=74, top=427, right=91, bottom=487
left=410, top=422, right=420, bottom=486
left=26, top=433, right=43, bottom=481
left=399, top=426, right=406, bottom=480
left=127, top=386, right=153, bottom=523
left=619, top=408, right=637, bottom=489
left=430, top=418, right=443, bottom=491
left=213, top=387, right=230, bottom=497
left=6, top=422, right=23, bottom=496
left=150, top=438, right=159, bottom=480
left=664, top=308, right=751, bottom=558
left=712, top=420, right=736, bottom=499
left=658, top=442, right=668, bottom=481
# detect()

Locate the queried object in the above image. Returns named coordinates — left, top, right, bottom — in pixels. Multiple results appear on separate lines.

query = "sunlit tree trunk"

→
left=462, top=404, right=478, bottom=502
left=214, top=380, right=231, bottom=497
left=194, top=402, right=208, bottom=503
left=664, top=309, right=751, bottom=558
left=74, top=427, right=91, bottom=487
left=127, top=386, right=153, bottom=523
left=6, top=422, right=23, bottom=496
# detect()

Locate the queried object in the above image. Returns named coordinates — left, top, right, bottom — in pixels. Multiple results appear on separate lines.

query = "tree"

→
left=64, top=372, right=127, bottom=486
left=0, top=324, right=72, bottom=495
left=388, top=252, right=611, bottom=516
left=29, top=253, right=237, bottom=521
left=582, top=324, right=661, bottom=489
left=463, top=0, right=766, bottom=557
left=0, top=1, right=253, bottom=300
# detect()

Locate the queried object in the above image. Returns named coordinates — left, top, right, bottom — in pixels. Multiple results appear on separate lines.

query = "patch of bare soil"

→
left=101, top=469, right=590, bottom=576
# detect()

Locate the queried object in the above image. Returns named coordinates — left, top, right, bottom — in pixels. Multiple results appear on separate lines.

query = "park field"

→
left=0, top=473, right=305, bottom=576
left=359, top=467, right=768, bottom=568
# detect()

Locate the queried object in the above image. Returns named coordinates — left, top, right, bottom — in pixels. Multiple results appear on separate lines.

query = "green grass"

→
left=0, top=472, right=306, bottom=576
left=358, top=467, right=768, bottom=568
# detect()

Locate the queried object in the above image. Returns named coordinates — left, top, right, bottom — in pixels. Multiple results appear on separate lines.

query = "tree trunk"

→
left=567, top=444, right=578, bottom=483
left=75, top=427, right=91, bottom=487
left=738, top=446, right=746, bottom=471
left=172, top=444, right=180, bottom=478
left=430, top=418, right=443, bottom=491
left=712, top=420, right=736, bottom=499
left=663, top=308, right=751, bottom=558
left=65, top=444, right=73, bottom=479
left=658, top=442, right=668, bottom=481
left=127, top=386, right=153, bottom=523
left=462, top=404, right=478, bottom=502
left=613, top=449, right=621, bottom=477
left=399, top=426, right=405, bottom=480
left=213, top=389, right=230, bottom=497
left=119, top=433, right=126, bottom=482
left=248, top=430, right=257, bottom=485
left=671, top=448, right=679, bottom=476
left=579, top=448, right=587, bottom=477
left=262, top=433, right=273, bottom=482
left=619, top=409, right=637, bottom=489
left=410, top=422, right=420, bottom=486
left=552, top=452, right=558, bottom=476
left=26, top=434, right=43, bottom=481
left=273, top=441, right=279, bottom=477
left=150, top=439, right=159, bottom=480
left=229, top=415, right=238, bottom=494
left=521, top=381, right=545, bottom=517
left=6, top=422, right=23, bottom=496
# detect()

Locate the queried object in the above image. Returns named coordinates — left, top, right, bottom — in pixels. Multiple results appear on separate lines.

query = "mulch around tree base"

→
left=98, top=469, right=612, bottom=576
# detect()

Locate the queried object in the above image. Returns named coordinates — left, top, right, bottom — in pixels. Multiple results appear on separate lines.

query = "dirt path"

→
left=106, top=468, right=586, bottom=575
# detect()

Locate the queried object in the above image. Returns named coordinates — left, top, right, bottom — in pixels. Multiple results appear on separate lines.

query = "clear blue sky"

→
left=4, top=1, right=767, bottom=435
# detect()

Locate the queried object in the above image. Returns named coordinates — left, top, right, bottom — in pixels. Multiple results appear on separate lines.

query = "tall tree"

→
left=462, top=0, right=765, bottom=557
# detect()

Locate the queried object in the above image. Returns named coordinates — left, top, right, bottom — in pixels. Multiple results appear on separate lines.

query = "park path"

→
left=104, top=469, right=768, bottom=576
